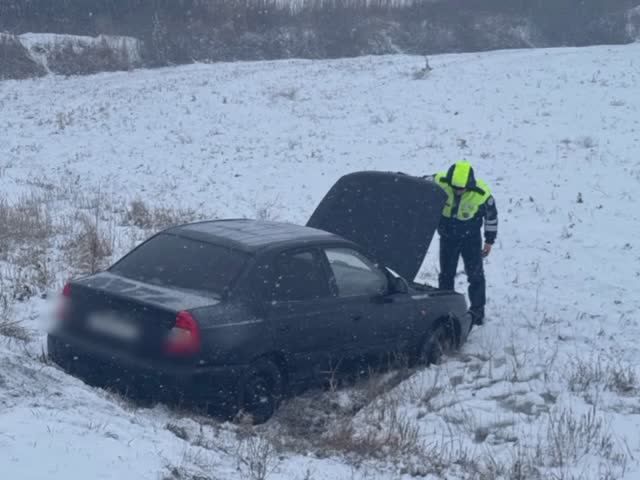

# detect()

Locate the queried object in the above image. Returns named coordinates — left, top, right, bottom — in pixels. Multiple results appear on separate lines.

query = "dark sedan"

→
left=48, top=171, right=471, bottom=422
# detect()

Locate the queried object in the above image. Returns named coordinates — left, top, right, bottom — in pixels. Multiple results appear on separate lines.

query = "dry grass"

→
left=0, top=186, right=121, bottom=303
left=272, top=367, right=423, bottom=463
left=567, top=355, right=637, bottom=397
left=166, top=423, right=190, bottom=441
left=412, top=56, right=433, bottom=80
left=0, top=194, right=56, bottom=259
left=162, top=468, right=214, bottom=480
left=270, top=86, right=299, bottom=101
left=161, top=449, right=217, bottom=480
left=0, top=184, right=205, bottom=312
left=2, top=260, right=53, bottom=301
left=0, top=317, right=31, bottom=342
left=504, top=404, right=628, bottom=480
left=122, top=199, right=202, bottom=231
left=234, top=434, right=279, bottom=480
left=162, top=420, right=280, bottom=480
left=0, top=292, right=30, bottom=342
left=474, top=404, right=628, bottom=479
left=324, top=404, right=421, bottom=460
left=66, top=211, right=115, bottom=275
left=158, top=360, right=628, bottom=480
left=606, top=363, right=637, bottom=395
left=0, top=194, right=58, bottom=298
left=544, top=406, right=612, bottom=468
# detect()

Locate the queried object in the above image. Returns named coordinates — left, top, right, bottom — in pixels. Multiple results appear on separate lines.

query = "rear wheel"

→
left=417, top=322, right=455, bottom=366
left=237, top=358, right=284, bottom=424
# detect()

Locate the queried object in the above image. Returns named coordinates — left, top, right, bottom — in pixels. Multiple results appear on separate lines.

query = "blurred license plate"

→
left=87, top=312, right=139, bottom=341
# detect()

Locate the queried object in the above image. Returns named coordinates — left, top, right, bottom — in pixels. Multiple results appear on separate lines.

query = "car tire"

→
left=237, top=358, right=284, bottom=424
left=417, top=321, right=455, bottom=366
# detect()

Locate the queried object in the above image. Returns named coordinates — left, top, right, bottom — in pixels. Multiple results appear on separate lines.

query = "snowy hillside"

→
left=1, top=44, right=640, bottom=479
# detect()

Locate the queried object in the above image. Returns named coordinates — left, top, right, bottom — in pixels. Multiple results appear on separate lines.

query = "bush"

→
left=0, top=33, right=46, bottom=80
left=0, top=194, right=55, bottom=259
left=66, top=212, right=114, bottom=275
left=48, top=37, right=135, bottom=76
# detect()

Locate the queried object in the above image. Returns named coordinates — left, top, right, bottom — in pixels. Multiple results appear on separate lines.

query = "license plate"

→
left=87, top=312, right=139, bottom=341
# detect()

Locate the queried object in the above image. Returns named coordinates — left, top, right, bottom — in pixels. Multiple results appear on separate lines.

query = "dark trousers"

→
left=438, top=232, right=485, bottom=315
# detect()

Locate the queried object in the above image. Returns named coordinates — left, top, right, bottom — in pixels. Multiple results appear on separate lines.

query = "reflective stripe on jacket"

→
left=434, top=172, right=498, bottom=244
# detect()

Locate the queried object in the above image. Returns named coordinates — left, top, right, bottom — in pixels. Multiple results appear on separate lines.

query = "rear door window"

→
left=270, top=250, right=331, bottom=302
left=109, top=233, right=248, bottom=296
left=324, top=248, right=387, bottom=297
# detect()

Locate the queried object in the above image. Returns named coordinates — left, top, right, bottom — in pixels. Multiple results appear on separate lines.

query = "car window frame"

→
left=264, top=247, right=333, bottom=304
left=319, top=246, right=390, bottom=299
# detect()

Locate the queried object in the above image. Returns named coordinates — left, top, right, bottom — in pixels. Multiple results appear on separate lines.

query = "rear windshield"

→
left=110, top=233, right=249, bottom=296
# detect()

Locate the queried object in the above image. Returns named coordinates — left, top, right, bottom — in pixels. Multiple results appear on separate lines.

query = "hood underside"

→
left=307, top=171, right=446, bottom=281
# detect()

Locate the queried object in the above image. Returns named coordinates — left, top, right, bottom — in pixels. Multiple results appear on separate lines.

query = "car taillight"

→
left=56, top=282, right=72, bottom=321
left=164, top=311, right=201, bottom=355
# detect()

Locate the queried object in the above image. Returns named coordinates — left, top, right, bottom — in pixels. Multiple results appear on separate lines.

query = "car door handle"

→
left=277, top=325, right=291, bottom=333
left=351, top=314, right=362, bottom=322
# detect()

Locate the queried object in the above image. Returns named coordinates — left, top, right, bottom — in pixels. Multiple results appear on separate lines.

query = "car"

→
left=47, top=171, right=472, bottom=423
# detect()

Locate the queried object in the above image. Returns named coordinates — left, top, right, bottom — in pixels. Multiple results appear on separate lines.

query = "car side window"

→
left=270, top=250, right=331, bottom=302
left=324, top=248, right=388, bottom=297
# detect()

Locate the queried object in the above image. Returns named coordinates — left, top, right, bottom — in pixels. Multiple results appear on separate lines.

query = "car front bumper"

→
left=47, top=333, right=243, bottom=412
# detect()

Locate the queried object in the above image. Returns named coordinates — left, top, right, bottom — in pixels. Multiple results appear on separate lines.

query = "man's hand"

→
left=482, top=243, right=492, bottom=257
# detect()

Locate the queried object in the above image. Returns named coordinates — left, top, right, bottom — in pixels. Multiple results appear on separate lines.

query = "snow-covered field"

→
left=1, top=43, right=640, bottom=479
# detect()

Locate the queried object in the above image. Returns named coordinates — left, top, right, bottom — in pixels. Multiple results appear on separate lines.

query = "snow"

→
left=1, top=43, right=640, bottom=479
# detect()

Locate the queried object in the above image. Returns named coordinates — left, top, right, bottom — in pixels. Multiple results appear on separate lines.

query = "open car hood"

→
left=307, top=171, right=446, bottom=281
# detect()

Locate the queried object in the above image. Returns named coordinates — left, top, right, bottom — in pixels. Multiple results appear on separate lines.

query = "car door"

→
left=319, top=246, right=398, bottom=369
left=260, top=248, right=354, bottom=386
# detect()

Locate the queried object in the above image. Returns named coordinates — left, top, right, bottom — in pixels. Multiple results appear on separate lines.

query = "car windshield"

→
left=109, top=233, right=249, bottom=296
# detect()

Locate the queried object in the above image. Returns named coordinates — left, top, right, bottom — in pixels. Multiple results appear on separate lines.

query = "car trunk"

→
left=307, top=171, right=446, bottom=281
left=62, top=272, right=219, bottom=359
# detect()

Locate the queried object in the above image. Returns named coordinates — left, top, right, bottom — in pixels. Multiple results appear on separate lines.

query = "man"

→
left=432, top=161, right=497, bottom=325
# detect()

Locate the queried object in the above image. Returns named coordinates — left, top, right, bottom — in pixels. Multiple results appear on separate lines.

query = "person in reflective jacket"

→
left=432, top=161, right=498, bottom=325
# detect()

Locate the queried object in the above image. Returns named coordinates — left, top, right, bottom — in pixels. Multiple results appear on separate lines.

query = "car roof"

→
left=164, top=219, right=350, bottom=253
